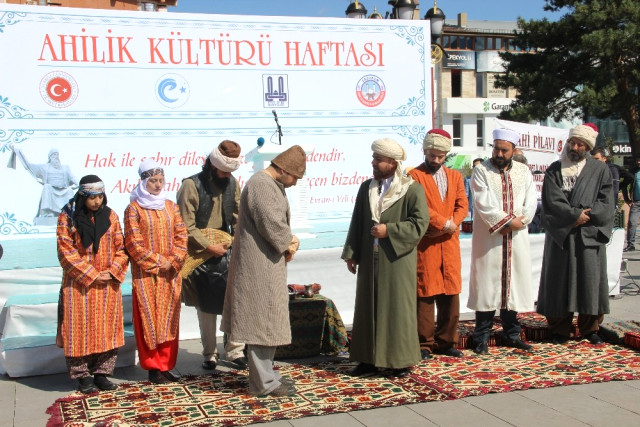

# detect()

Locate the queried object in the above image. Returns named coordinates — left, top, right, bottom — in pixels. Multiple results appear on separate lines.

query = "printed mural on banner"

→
left=0, top=4, right=432, bottom=265
left=495, top=119, right=568, bottom=199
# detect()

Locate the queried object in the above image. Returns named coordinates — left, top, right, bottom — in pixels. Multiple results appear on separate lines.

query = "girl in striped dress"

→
left=57, top=175, right=129, bottom=394
left=124, top=159, right=187, bottom=384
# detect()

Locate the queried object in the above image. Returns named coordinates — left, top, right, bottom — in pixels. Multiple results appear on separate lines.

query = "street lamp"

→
left=387, top=0, right=418, bottom=20
left=345, top=1, right=368, bottom=19
left=425, top=0, right=446, bottom=64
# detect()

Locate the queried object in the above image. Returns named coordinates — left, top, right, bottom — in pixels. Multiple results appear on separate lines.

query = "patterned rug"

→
left=46, top=341, right=640, bottom=426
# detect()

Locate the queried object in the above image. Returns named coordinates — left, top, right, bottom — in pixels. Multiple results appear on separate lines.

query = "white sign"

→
left=0, top=4, right=432, bottom=258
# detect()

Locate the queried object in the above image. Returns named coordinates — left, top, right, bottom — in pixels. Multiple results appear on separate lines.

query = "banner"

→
left=0, top=4, right=432, bottom=265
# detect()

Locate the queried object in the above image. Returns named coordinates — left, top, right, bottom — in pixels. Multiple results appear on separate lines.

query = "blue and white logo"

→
left=263, top=74, right=289, bottom=108
left=155, top=74, right=190, bottom=109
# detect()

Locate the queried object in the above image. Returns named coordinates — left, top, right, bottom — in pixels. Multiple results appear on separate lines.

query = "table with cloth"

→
left=275, top=294, right=349, bottom=359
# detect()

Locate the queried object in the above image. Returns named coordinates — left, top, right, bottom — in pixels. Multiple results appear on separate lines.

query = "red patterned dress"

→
left=124, top=200, right=187, bottom=371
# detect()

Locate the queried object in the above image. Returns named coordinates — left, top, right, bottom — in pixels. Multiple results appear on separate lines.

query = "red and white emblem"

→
left=40, top=71, right=78, bottom=108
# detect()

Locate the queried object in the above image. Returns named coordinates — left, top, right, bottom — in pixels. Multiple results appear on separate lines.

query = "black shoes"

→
left=77, top=376, right=98, bottom=394
left=230, top=357, right=249, bottom=370
left=149, top=369, right=169, bottom=384
left=201, top=360, right=217, bottom=370
left=252, top=383, right=297, bottom=397
left=623, top=244, right=635, bottom=252
left=584, top=332, right=604, bottom=345
left=349, top=362, right=379, bottom=377
left=162, top=370, right=181, bottom=382
left=387, top=368, right=410, bottom=378
left=551, top=334, right=569, bottom=344
left=473, top=341, right=489, bottom=355
left=434, top=347, right=464, bottom=357
left=503, top=337, right=533, bottom=350
left=93, top=374, right=117, bottom=391
left=421, top=349, right=433, bottom=360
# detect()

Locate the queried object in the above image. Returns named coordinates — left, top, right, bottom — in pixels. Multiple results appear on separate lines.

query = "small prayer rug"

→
left=46, top=341, right=640, bottom=426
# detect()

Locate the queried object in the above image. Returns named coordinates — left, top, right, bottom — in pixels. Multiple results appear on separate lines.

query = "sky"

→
left=173, top=0, right=566, bottom=22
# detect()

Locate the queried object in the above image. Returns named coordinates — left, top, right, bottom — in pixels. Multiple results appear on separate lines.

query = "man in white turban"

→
left=467, top=129, right=537, bottom=354
left=176, top=140, right=248, bottom=371
left=537, top=123, right=614, bottom=345
left=342, top=138, right=429, bottom=378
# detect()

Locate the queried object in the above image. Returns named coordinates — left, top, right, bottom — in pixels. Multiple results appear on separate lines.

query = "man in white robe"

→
left=467, top=129, right=537, bottom=354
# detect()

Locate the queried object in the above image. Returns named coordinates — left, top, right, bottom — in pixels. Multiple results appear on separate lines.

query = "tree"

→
left=496, top=0, right=640, bottom=157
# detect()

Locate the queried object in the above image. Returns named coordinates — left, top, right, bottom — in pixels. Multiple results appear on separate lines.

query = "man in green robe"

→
left=342, top=138, right=428, bottom=378
left=538, top=123, right=613, bottom=345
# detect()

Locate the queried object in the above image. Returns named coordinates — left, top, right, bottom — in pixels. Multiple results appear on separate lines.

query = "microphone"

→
left=272, top=110, right=280, bottom=125
left=272, top=109, right=283, bottom=143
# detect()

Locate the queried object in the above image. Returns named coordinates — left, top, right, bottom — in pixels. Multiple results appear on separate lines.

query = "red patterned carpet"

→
left=46, top=341, right=640, bottom=427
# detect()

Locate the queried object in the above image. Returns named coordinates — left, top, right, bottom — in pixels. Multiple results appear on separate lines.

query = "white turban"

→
left=209, top=141, right=242, bottom=172
left=371, top=138, right=406, bottom=161
left=492, top=128, right=520, bottom=146
left=569, top=124, right=598, bottom=149
left=423, top=129, right=452, bottom=152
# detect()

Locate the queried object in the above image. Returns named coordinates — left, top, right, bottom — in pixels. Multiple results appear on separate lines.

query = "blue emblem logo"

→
left=263, top=74, right=289, bottom=108
left=155, top=74, right=190, bottom=109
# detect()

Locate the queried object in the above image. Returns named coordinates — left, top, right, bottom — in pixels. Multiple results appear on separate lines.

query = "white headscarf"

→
left=130, top=158, right=167, bottom=210
left=369, top=138, right=414, bottom=224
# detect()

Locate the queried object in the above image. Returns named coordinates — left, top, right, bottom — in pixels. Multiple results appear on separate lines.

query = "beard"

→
left=211, top=171, right=230, bottom=188
left=568, top=149, right=587, bottom=162
left=491, top=156, right=511, bottom=169
left=426, top=162, right=442, bottom=173
left=50, top=159, right=61, bottom=168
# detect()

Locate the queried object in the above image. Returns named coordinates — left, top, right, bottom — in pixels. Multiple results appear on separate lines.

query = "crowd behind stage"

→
left=51, top=123, right=634, bottom=398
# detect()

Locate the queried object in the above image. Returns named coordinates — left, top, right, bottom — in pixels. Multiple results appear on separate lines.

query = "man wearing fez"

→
left=409, top=129, right=467, bottom=359
left=467, top=129, right=537, bottom=354
left=537, top=124, right=613, bottom=345
left=221, top=145, right=306, bottom=397
left=343, top=138, right=429, bottom=378
left=177, top=141, right=247, bottom=370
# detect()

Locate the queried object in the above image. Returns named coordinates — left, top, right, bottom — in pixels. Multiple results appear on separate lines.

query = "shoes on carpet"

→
left=387, top=368, right=411, bottom=378
left=162, top=370, right=181, bottom=382
left=93, top=374, right=117, bottom=391
left=503, top=337, right=533, bottom=350
left=434, top=347, right=464, bottom=357
left=252, top=383, right=297, bottom=397
left=584, top=332, right=604, bottom=345
left=473, top=341, right=489, bottom=355
left=279, top=377, right=295, bottom=386
left=623, top=245, right=635, bottom=252
left=551, top=334, right=569, bottom=344
left=201, top=360, right=217, bottom=370
left=77, top=376, right=98, bottom=394
left=349, top=362, right=379, bottom=377
left=149, top=369, right=170, bottom=384
left=230, top=356, right=248, bottom=370
left=421, top=349, right=433, bottom=360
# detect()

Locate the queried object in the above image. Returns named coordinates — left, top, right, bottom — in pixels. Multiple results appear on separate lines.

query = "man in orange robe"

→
left=409, top=129, right=468, bottom=359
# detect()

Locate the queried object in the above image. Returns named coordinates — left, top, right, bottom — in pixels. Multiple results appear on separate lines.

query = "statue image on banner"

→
left=7, top=144, right=78, bottom=225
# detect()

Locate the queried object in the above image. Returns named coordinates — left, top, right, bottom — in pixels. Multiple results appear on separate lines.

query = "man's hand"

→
left=94, top=271, right=112, bottom=286
left=370, top=223, right=388, bottom=239
left=158, top=259, right=173, bottom=273
left=499, top=215, right=526, bottom=235
left=574, top=208, right=591, bottom=227
left=206, top=243, right=229, bottom=258
left=346, top=259, right=357, bottom=274
left=284, top=250, right=294, bottom=263
left=443, top=217, right=458, bottom=234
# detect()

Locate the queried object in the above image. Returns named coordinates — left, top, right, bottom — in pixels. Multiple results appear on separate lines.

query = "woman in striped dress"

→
left=124, top=159, right=187, bottom=384
left=57, top=175, right=129, bottom=394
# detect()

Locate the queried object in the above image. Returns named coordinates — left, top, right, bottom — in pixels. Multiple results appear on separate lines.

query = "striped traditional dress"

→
left=124, top=200, right=187, bottom=350
left=57, top=209, right=129, bottom=358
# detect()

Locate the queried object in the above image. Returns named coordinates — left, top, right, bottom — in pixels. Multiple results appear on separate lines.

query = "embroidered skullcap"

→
left=371, top=138, right=406, bottom=161
left=492, top=128, right=520, bottom=146
left=424, top=129, right=452, bottom=152
left=138, top=158, right=164, bottom=180
left=78, top=174, right=105, bottom=196
left=569, top=123, right=598, bottom=149
left=272, top=145, right=307, bottom=179
left=209, top=140, right=242, bottom=172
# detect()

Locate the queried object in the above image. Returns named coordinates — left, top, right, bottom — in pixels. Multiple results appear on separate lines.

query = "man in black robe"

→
left=537, top=124, right=613, bottom=345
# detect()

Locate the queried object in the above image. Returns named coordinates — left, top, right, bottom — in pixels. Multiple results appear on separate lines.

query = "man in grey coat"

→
left=537, top=123, right=613, bottom=345
left=221, top=145, right=306, bottom=397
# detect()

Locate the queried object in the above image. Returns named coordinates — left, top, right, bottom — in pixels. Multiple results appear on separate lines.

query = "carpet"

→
left=46, top=341, right=640, bottom=427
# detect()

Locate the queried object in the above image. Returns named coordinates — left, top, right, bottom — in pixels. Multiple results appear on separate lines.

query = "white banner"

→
left=0, top=4, right=432, bottom=263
